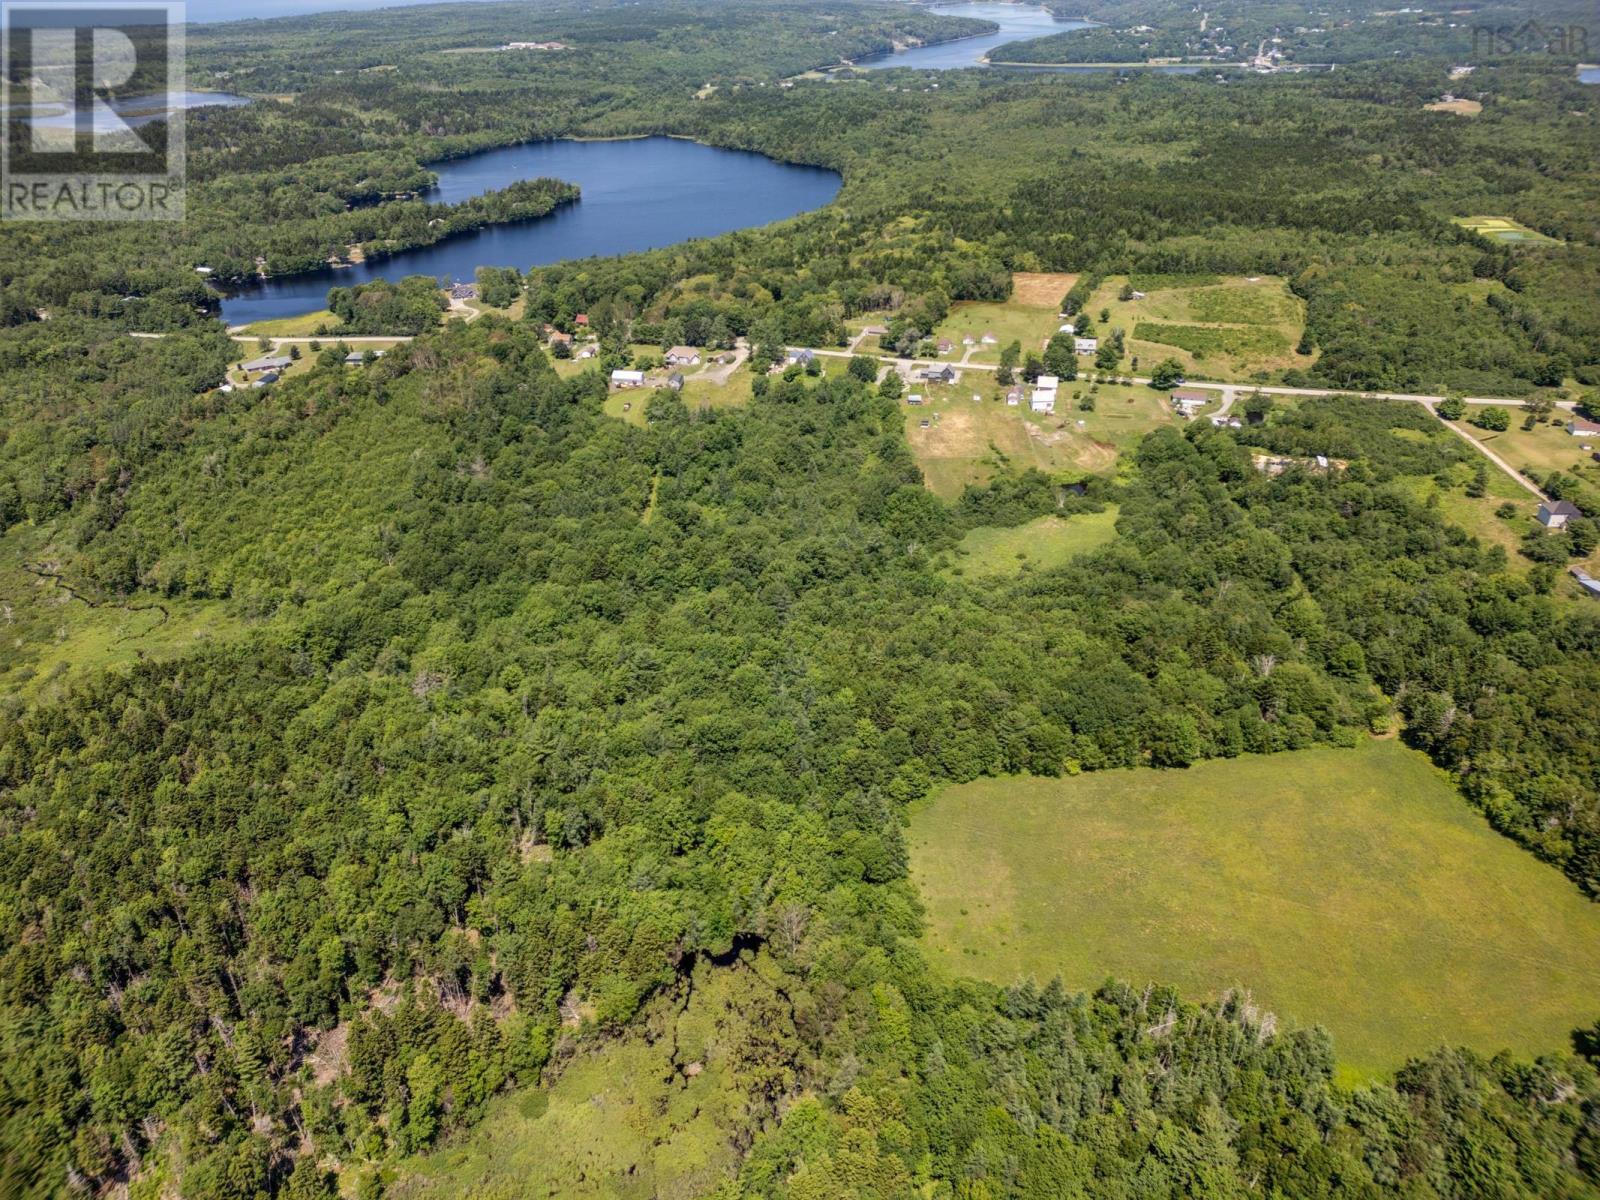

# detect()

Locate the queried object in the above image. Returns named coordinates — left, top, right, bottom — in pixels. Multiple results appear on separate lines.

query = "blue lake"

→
left=217, top=137, right=841, bottom=325
left=857, top=2, right=1093, bottom=69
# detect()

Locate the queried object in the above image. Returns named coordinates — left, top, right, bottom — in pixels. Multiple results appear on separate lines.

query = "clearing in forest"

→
left=910, top=740, right=1600, bottom=1078
left=949, top=508, right=1120, bottom=577
left=390, top=957, right=787, bottom=1198
left=1085, top=274, right=1311, bottom=381
left=1454, top=215, right=1559, bottom=244
left=1011, top=271, right=1079, bottom=307
left=905, top=381, right=1171, bottom=498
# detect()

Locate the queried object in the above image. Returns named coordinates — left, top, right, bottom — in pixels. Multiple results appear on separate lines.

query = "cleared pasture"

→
left=910, top=740, right=1600, bottom=1077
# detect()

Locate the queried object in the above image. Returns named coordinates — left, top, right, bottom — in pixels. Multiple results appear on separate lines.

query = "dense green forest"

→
left=3, top=0, right=1600, bottom=1195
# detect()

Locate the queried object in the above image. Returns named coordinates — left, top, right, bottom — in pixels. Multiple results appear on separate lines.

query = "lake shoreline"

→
left=214, top=135, right=841, bottom=325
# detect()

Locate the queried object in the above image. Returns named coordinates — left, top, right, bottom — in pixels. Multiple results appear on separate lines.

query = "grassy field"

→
left=1467, top=413, right=1592, bottom=476
left=1453, top=215, right=1559, bottom=244
left=602, top=367, right=754, bottom=426
left=390, top=958, right=779, bottom=1200
left=1011, top=271, right=1078, bottom=307
left=1425, top=98, right=1482, bottom=115
left=931, top=300, right=1060, bottom=365
left=905, top=380, right=1176, bottom=498
left=948, top=507, right=1120, bottom=578
left=1084, top=274, right=1311, bottom=381
left=1398, top=470, right=1534, bottom=569
left=909, top=740, right=1600, bottom=1078
left=231, top=309, right=340, bottom=337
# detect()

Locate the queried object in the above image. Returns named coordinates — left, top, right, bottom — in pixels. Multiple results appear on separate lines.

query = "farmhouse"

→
left=610, top=369, right=646, bottom=388
left=936, top=338, right=954, bottom=354
left=665, top=345, right=701, bottom=366
left=962, top=334, right=976, bottom=346
left=548, top=330, right=572, bottom=346
left=448, top=282, right=478, bottom=301
left=1567, top=417, right=1600, bottom=437
left=1074, top=337, right=1098, bottom=355
left=786, top=348, right=814, bottom=366
left=1538, top=499, right=1582, bottom=529
left=574, top=313, right=589, bottom=327
left=922, top=364, right=957, bottom=384
left=1170, top=387, right=1209, bottom=416
left=980, top=332, right=998, bottom=345
left=241, top=354, right=293, bottom=373
left=1031, top=374, right=1059, bottom=414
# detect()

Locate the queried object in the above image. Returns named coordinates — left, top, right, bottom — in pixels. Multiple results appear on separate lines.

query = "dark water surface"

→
left=217, top=136, right=841, bottom=324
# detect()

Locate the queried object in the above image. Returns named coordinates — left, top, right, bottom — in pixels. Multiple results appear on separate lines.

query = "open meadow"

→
left=909, top=740, right=1600, bottom=1078
left=947, top=508, right=1120, bottom=578
left=1084, top=273, right=1312, bottom=381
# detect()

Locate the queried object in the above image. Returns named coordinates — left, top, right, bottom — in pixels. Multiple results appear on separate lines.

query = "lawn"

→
left=948, top=507, right=1120, bottom=578
left=905, top=379, right=1176, bottom=499
left=231, top=309, right=341, bottom=337
left=1084, top=274, right=1311, bottom=382
left=1465, top=413, right=1592, bottom=477
left=909, top=740, right=1600, bottom=1078
left=931, top=300, right=1060, bottom=365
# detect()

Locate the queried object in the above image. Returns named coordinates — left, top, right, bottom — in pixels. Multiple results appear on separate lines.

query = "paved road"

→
left=789, top=346, right=1558, bottom=497
left=230, top=334, right=409, bottom=344
left=133, top=320, right=1563, bottom=501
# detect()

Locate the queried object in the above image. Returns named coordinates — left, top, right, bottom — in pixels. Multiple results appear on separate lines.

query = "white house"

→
left=1031, top=374, right=1059, bottom=414
left=1567, top=417, right=1600, bottom=437
left=1074, top=337, right=1098, bottom=356
left=610, top=369, right=646, bottom=388
left=665, top=345, right=701, bottom=366
left=1539, top=499, right=1582, bottom=529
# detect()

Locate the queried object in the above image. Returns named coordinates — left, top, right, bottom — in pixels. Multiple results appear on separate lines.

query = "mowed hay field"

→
left=1086, top=273, right=1312, bottom=381
left=909, top=740, right=1600, bottom=1078
left=1011, top=271, right=1078, bottom=307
